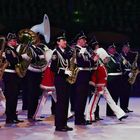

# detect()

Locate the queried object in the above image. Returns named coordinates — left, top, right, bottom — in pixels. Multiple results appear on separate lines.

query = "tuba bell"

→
left=30, top=14, right=50, bottom=43
left=15, top=29, right=39, bottom=78
left=18, top=28, right=39, bottom=45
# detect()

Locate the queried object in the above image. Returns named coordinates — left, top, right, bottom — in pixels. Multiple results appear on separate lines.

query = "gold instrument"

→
left=15, top=29, right=38, bottom=78
left=18, top=29, right=39, bottom=44
left=0, top=37, right=9, bottom=80
left=128, top=51, right=139, bottom=85
left=66, top=49, right=79, bottom=84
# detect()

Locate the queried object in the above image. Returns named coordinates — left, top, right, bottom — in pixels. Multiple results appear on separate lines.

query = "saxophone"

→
left=128, top=51, right=139, bottom=85
left=0, top=37, right=9, bottom=80
left=66, top=49, right=79, bottom=84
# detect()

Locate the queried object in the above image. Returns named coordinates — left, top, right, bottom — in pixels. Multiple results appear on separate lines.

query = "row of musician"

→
left=0, top=29, right=139, bottom=131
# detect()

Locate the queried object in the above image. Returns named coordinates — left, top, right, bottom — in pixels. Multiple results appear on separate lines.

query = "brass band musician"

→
left=3, top=33, right=24, bottom=124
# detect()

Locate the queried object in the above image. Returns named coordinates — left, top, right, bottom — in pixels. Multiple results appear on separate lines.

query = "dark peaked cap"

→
left=108, top=43, right=116, bottom=49
left=7, top=33, right=17, bottom=41
left=88, top=36, right=98, bottom=46
left=56, top=31, right=66, bottom=41
left=74, top=31, right=87, bottom=42
left=123, top=42, right=130, bottom=47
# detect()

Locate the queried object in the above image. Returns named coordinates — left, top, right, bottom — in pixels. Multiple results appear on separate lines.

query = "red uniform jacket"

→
left=40, top=66, right=55, bottom=92
left=89, top=64, right=108, bottom=93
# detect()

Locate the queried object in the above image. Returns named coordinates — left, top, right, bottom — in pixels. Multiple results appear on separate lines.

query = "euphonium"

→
left=128, top=51, right=139, bottom=85
left=0, top=37, right=9, bottom=80
left=15, top=29, right=39, bottom=78
left=66, top=49, right=79, bottom=84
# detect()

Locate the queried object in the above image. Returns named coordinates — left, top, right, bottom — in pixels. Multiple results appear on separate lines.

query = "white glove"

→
left=79, top=48, right=86, bottom=54
left=128, top=72, right=133, bottom=78
left=21, top=53, right=31, bottom=60
left=123, top=59, right=127, bottom=65
left=65, top=68, right=72, bottom=76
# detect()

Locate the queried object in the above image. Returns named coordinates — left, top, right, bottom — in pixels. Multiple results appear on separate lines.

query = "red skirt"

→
left=40, top=66, right=55, bottom=92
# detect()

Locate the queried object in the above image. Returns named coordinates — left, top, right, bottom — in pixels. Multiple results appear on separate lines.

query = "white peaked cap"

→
left=96, top=47, right=110, bottom=61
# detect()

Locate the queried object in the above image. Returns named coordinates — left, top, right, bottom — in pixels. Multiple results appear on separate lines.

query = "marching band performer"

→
left=73, top=31, right=98, bottom=125
left=3, top=33, right=24, bottom=124
left=86, top=37, right=103, bottom=121
left=25, top=38, right=48, bottom=122
left=86, top=48, right=128, bottom=123
left=33, top=48, right=57, bottom=119
left=50, top=32, right=73, bottom=131
left=120, top=42, right=135, bottom=113
left=106, top=44, right=126, bottom=116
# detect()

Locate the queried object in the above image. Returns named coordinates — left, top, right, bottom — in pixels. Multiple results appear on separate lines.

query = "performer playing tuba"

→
left=15, top=29, right=39, bottom=78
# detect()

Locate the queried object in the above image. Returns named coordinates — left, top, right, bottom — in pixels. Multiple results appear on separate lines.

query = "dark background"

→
left=0, top=0, right=140, bottom=96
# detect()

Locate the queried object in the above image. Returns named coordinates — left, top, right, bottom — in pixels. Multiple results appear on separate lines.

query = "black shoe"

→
left=124, top=109, right=133, bottom=113
left=14, top=119, right=24, bottom=123
left=75, top=121, right=92, bottom=125
left=55, top=127, right=68, bottom=132
left=67, top=114, right=75, bottom=120
left=28, top=118, right=42, bottom=122
left=95, top=117, right=104, bottom=121
left=64, top=126, right=73, bottom=131
left=86, top=120, right=93, bottom=124
left=119, top=115, right=128, bottom=121
left=6, top=120, right=18, bottom=124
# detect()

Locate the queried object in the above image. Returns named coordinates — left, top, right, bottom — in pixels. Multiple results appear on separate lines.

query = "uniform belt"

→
left=59, top=67, right=93, bottom=71
left=108, top=72, right=122, bottom=76
left=78, top=67, right=93, bottom=71
left=4, top=69, right=16, bottom=73
left=125, top=69, right=131, bottom=71
left=28, top=65, right=46, bottom=72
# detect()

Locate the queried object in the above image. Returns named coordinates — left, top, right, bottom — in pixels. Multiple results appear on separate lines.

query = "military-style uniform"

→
left=3, top=44, right=22, bottom=123
left=106, top=52, right=124, bottom=116
left=86, top=62, right=126, bottom=121
left=120, top=50, right=136, bottom=112
left=74, top=45, right=95, bottom=124
left=50, top=46, right=71, bottom=129
left=25, top=43, right=48, bottom=121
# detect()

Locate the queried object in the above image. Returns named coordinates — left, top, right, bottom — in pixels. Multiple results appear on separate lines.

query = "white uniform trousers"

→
left=86, top=87, right=126, bottom=121
left=33, top=90, right=57, bottom=119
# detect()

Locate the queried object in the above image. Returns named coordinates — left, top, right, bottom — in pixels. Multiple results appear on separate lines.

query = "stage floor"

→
left=0, top=97, right=140, bottom=140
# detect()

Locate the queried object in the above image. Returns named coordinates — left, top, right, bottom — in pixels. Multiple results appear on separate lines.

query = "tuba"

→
left=15, top=29, right=39, bottom=78
left=0, top=37, right=9, bottom=80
